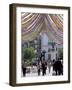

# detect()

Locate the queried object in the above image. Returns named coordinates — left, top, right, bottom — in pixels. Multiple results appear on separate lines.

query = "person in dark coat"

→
left=53, top=59, right=63, bottom=75
left=45, top=61, right=47, bottom=75
left=41, top=58, right=47, bottom=76
left=52, top=59, right=55, bottom=72
left=22, top=63, right=26, bottom=77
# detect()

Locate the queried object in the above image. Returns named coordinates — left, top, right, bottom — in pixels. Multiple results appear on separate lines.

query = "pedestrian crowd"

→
left=22, top=58, right=63, bottom=77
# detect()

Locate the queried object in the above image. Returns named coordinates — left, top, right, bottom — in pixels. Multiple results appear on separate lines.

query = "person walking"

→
left=37, top=60, right=41, bottom=76
left=53, top=58, right=63, bottom=75
left=41, top=58, right=47, bottom=76
left=22, top=62, right=26, bottom=77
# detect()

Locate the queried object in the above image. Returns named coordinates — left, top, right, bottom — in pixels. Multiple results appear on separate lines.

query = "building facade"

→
left=22, top=33, right=63, bottom=62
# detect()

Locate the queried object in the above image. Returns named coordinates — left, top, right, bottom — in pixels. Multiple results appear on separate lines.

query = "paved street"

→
left=22, top=66, right=55, bottom=77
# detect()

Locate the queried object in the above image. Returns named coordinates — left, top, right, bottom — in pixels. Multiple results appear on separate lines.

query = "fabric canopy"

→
left=21, top=13, right=63, bottom=44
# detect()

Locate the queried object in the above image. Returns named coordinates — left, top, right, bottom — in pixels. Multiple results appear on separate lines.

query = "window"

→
left=56, top=47, right=57, bottom=51
left=48, top=54, right=51, bottom=60
left=52, top=48, right=55, bottom=51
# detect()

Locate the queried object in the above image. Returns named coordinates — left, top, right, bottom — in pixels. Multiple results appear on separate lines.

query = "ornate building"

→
left=22, top=32, right=62, bottom=62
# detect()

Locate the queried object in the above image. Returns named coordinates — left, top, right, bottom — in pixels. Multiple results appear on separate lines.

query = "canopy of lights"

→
left=21, top=13, right=63, bottom=44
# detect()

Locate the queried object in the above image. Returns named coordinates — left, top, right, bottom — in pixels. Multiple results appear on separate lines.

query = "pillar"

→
left=41, top=33, right=48, bottom=61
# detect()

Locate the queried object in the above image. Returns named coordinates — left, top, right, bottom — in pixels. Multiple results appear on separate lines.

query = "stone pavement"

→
left=22, top=66, right=55, bottom=77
